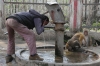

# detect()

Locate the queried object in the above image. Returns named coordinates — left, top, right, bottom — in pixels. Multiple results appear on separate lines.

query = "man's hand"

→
left=42, top=20, right=49, bottom=26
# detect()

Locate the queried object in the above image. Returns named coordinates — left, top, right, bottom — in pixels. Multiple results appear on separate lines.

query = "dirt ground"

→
left=0, top=39, right=19, bottom=66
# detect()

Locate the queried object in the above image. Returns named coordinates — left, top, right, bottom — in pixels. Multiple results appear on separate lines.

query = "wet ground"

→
left=0, top=50, right=18, bottom=66
left=0, top=50, right=6, bottom=66
left=0, top=39, right=55, bottom=66
left=0, top=39, right=100, bottom=66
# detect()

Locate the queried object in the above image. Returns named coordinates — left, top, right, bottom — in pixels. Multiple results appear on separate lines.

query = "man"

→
left=5, top=9, right=49, bottom=63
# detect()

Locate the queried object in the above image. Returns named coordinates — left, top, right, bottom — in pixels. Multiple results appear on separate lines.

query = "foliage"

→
left=92, top=22, right=100, bottom=27
left=82, top=24, right=86, bottom=26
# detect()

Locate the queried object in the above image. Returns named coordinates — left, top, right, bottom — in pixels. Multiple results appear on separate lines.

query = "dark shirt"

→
left=6, top=10, right=44, bottom=35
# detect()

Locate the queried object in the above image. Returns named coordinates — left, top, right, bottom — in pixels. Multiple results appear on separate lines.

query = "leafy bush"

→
left=92, top=22, right=100, bottom=27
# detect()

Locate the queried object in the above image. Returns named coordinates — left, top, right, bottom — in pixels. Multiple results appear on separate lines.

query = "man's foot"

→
left=5, top=55, right=13, bottom=63
left=29, top=54, right=43, bottom=61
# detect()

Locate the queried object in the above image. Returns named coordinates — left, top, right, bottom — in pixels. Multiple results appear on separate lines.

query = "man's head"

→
left=41, top=15, right=49, bottom=26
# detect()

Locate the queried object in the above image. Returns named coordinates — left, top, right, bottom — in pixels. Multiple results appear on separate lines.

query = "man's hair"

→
left=40, top=15, right=49, bottom=26
left=41, top=15, right=49, bottom=22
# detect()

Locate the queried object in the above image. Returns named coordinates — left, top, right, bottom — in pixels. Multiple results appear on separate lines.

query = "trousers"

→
left=5, top=18, right=37, bottom=55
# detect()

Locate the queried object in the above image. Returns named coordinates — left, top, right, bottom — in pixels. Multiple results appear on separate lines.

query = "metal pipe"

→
left=55, top=23, right=64, bottom=62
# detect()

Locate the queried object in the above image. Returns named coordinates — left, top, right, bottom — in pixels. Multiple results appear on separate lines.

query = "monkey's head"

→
left=67, top=40, right=80, bottom=52
left=72, top=40, right=81, bottom=51
left=83, top=28, right=89, bottom=36
left=66, top=40, right=85, bottom=52
left=71, top=40, right=85, bottom=52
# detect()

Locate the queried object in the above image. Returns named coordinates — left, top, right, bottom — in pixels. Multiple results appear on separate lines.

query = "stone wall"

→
left=1, top=28, right=55, bottom=41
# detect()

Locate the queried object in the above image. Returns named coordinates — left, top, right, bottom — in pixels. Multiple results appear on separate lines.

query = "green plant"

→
left=92, top=22, right=100, bottom=27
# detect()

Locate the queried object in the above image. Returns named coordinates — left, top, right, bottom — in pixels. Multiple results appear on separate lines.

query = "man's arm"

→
left=34, top=18, right=44, bottom=35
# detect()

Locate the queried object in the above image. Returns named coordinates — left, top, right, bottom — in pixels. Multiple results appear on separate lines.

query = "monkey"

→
left=65, top=32, right=86, bottom=52
left=70, top=32, right=86, bottom=45
left=82, top=28, right=96, bottom=47
left=82, top=29, right=89, bottom=47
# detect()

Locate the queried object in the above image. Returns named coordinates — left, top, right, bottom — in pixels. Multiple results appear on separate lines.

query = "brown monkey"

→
left=65, top=32, right=86, bottom=52
left=82, top=28, right=94, bottom=47
left=82, top=29, right=89, bottom=47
